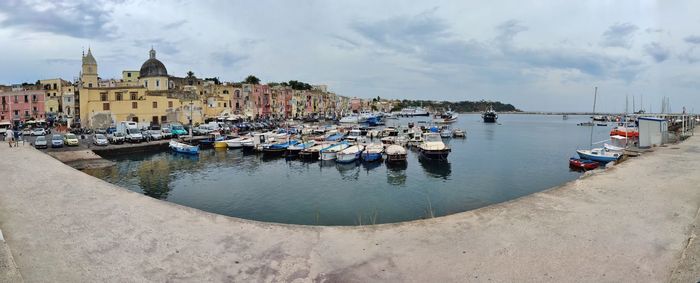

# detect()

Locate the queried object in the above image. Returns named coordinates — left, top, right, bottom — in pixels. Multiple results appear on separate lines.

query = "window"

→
left=130, top=92, right=138, bottom=100
left=127, top=72, right=132, bottom=77
left=115, top=93, right=122, bottom=101
left=33, top=107, right=37, bottom=112
left=32, top=95, right=36, bottom=101
left=88, top=83, right=93, bottom=88
left=156, top=80, right=160, bottom=87
left=218, top=102, right=221, bottom=107
left=168, top=101, right=173, bottom=108
left=152, top=101, right=157, bottom=108
left=14, top=96, right=18, bottom=103
left=100, top=93, right=108, bottom=101
left=132, top=102, right=138, bottom=109
left=224, top=103, right=227, bottom=107
left=144, top=80, right=148, bottom=88
left=24, top=95, right=28, bottom=102
left=103, top=103, right=110, bottom=111
left=52, top=83, right=57, bottom=89
left=24, top=110, right=29, bottom=116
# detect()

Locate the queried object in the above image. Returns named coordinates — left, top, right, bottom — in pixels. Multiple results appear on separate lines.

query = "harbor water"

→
left=84, top=114, right=615, bottom=225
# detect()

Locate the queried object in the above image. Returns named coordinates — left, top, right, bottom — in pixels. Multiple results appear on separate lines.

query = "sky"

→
left=0, top=0, right=698, bottom=112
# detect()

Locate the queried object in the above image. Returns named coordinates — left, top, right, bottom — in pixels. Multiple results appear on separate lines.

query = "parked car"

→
left=34, top=135, right=48, bottom=149
left=95, top=128, right=107, bottom=134
left=31, top=128, right=47, bottom=136
left=22, top=128, right=32, bottom=136
left=126, top=128, right=143, bottom=143
left=51, top=134, right=64, bottom=148
left=63, top=133, right=80, bottom=146
left=148, top=130, right=163, bottom=140
left=109, top=132, right=126, bottom=144
left=93, top=134, right=109, bottom=146
left=161, top=128, right=173, bottom=139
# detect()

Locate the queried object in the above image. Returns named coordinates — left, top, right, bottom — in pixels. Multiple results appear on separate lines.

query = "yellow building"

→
left=78, top=48, right=205, bottom=128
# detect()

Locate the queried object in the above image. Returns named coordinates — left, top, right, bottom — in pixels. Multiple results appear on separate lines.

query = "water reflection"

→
left=386, top=164, right=407, bottom=186
left=418, top=158, right=452, bottom=180
left=336, top=162, right=360, bottom=180
left=361, top=161, right=382, bottom=172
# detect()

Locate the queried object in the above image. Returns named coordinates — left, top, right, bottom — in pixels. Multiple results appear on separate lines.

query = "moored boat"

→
left=319, top=142, right=350, bottom=161
left=286, top=140, right=316, bottom=158
left=361, top=144, right=384, bottom=162
left=336, top=144, right=365, bottom=163
left=440, top=126, right=453, bottom=138
left=385, top=144, right=407, bottom=163
left=262, top=140, right=299, bottom=157
left=453, top=128, right=466, bottom=138
left=569, top=158, right=599, bottom=170
left=576, top=148, right=622, bottom=163
left=418, top=133, right=450, bottom=160
left=169, top=140, right=199, bottom=155
left=299, top=144, right=325, bottom=161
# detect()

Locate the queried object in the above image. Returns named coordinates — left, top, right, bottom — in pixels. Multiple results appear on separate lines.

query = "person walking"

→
left=6, top=128, right=14, bottom=147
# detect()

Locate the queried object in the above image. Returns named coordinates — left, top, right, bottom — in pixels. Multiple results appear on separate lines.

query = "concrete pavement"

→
left=0, top=136, right=699, bottom=282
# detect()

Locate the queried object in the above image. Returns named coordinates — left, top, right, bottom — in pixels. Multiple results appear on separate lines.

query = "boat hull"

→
left=336, top=152, right=360, bottom=163
left=320, top=151, right=337, bottom=161
left=419, top=148, right=450, bottom=160
left=362, top=152, right=383, bottom=162
left=386, top=154, right=407, bottom=163
left=569, top=158, right=599, bottom=170
left=299, top=150, right=319, bottom=161
left=576, top=150, right=621, bottom=163
left=482, top=115, right=497, bottom=123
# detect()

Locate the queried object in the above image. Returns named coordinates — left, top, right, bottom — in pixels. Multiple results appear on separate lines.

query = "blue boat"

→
left=263, top=140, right=299, bottom=157
left=286, top=140, right=316, bottom=158
left=576, top=148, right=622, bottom=163
left=169, top=140, right=199, bottom=155
left=361, top=144, right=384, bottom=162
left=326, top=133, right=344, bottom=141
left=199, top=133, right=225, bottom=149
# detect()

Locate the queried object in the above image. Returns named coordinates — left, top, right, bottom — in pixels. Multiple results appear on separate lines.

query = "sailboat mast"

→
left=589, top=87, right=598, bottom=150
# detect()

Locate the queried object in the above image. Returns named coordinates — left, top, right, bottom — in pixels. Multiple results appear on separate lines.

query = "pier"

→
left=0, top=133, right=699, bottom=282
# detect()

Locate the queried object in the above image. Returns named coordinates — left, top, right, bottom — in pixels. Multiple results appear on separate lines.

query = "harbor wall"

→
left=0, top=134, right=698, bottom=282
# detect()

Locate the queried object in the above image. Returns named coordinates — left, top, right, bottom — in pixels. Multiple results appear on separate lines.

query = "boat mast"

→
left=589, top=87, right=598, bottom=150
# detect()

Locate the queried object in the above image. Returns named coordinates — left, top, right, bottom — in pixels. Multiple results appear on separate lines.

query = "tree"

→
left=244, top=75, right=261, bottom=84
left=187, top=71, right=195, bottom=77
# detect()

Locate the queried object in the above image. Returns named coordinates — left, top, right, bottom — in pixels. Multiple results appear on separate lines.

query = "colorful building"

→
left=0, top=89, right=46, bottom=125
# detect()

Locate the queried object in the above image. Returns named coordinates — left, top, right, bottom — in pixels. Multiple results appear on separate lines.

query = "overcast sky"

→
left=0, top=0, right=698, bottom=112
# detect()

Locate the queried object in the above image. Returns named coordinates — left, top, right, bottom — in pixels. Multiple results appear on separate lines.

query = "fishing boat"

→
left=319, top=142, right=350, bottom=161
left=243, top=132, right=273, bottom=152
left=299, top=144, right=325, bottom=161
left=385, top=144, right=407, bottom=163
left=221, top=136, right=251, bottom=149
left=169, top=140, right=199, bottom=155
left=482, top=106, right=498, bottom=123
left=440, top=126, right=453, bottom=138
left=361, top=144, right=384, bottom=162
left=453, top=128, right=466, bottom=138
left=418, top=133, right=450, bottom=160
left=286, top=140, right=316, bottom=158
left=569, top=158, right=599, bottom=170
left=325, top=131, right=345, bottom=142
left=336, top=144, right=365, bottom=163
left=433, top=110, right=459, bottom=124
left=262, top=140, right=299, bottom=157
left=199, top=132, right=225, bottom=149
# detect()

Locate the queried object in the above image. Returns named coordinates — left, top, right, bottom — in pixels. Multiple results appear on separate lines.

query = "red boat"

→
left=569, top=158, right=600, bottom=170
left=610, top=127, right=639, bottom=138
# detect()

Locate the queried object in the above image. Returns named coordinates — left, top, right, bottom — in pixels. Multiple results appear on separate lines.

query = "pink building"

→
left=350, top=97, right=362, bottom=112
left=0, top=90, right=46, bottom=124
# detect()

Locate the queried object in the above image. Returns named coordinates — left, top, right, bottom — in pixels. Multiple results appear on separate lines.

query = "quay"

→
left=1, top=134, right=699, bottom=282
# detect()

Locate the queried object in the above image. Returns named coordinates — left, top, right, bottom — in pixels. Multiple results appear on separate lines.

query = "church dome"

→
left=139, top=48, right=168, bottom=78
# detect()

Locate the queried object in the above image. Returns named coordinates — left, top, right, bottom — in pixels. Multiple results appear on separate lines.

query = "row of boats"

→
left=169, top=125, right=457, bottom=163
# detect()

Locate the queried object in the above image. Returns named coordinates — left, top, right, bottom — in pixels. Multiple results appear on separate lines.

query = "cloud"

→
left=495, top=20, right=528, bottom=43
left=684, top=35, right=700, bottom=44
left=162, top=20, right=187, bottom=30
left=600, top=22, right=638, bottom=48
left=643, top=42, right=670, bottom=62
left=211, top=51, right=248, bottom=68
left=0, top=0, right=119, bottom=39
left=678, top=46, right=700, bottom=63
left=132, top=38, right=180, bottom=55
left=351, top=8, right=448, bottom=54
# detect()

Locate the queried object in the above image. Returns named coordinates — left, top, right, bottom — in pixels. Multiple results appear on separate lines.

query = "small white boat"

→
left=169, top=140, right=199, bottom=155
left=440, top=127, right=453, bottom=138
left=336, top=144, right=365, bottom=163
left=345, top=129, right=365, bottom=142
left=339, top=115, right=359, bottom=123
left=362, top=144, right=384, bottom=162
left=319, top=142, right=350, bottom=161
left=576, top=148, right=622, bottom=163
left=453, top=128, right=466, bottom=138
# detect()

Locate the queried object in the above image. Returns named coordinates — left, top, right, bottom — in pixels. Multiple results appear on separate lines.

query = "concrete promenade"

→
left=0, top=137, right=699, bottom=282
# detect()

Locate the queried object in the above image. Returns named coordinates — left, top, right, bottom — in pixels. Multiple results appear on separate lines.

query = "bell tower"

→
left=81, top=48, right=98, bottom=88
